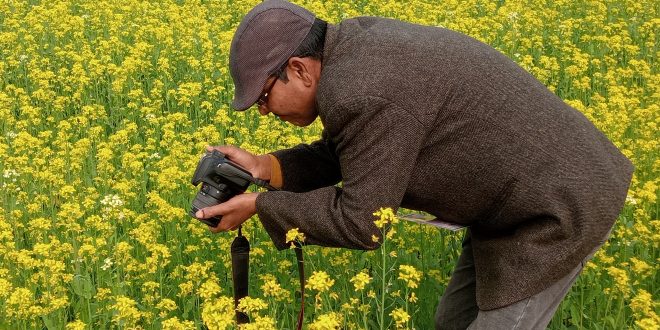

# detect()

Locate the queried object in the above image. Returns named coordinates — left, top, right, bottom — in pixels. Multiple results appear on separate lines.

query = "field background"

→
left=0, top=0, right=657, bottom=329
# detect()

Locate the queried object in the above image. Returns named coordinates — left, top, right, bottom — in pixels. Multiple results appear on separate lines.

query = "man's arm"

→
left=256, top=97, right=426, bottom=250
left=269, top=130, right=342, bottom=192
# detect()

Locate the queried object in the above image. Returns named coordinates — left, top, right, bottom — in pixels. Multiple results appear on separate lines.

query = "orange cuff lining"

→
left=267, top=154, right=283, bottom=189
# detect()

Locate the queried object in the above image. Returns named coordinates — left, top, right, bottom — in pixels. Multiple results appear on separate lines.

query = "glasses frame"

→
left=256, top=77, right=278, bottom=107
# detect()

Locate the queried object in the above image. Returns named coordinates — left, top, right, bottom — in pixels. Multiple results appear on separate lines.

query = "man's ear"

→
left=288, top=57, right=314, bottom=87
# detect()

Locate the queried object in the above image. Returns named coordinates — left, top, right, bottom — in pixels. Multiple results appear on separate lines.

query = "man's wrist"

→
left=256, top=154, right=272, bottom=180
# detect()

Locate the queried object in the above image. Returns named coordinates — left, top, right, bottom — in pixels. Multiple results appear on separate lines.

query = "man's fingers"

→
left=208, top=217, right=237, bottom=233
left=206, top=145, right=238, bottom=157
left=196, top=203, right=229, bottom=219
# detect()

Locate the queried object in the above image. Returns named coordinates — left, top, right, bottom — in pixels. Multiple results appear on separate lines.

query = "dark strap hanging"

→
left=230, top=227, right=306, bottom=328
left=294, top=245, right=305, bottom=330
left=231, top=226, right=250, bottom=324
left=230, top=181, right=306, bottom=328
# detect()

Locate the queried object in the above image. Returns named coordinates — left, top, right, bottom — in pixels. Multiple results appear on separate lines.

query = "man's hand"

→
left=195, top=193, right=260, bottom=233
left=205, top=145, right=271, bottom=180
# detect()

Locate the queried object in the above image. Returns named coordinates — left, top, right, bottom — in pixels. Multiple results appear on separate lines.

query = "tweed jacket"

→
left=255, top=17, right=634, bottom=310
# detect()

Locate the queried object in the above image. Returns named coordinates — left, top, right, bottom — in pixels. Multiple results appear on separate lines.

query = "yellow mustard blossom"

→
left=0, top=1, right=657, bottom=329
left=199, top=280, right=222, bottom=300
left=373, top=207, right=398, bottom=228
left=390, top=307, right=411, bottom=329
left=630, top=289, right=657, bottom=322
left=6, top=287, right=36, bottom=320
left=309, top=312, right=343, bottom=330
left=237, top=296, right=268, bottom=315
left=606, top=266, right=630, bottom=297
left=285, top=227, right=306, bottom=248
left=162, top=317, right=196, bottom=330
left=202, top=296, right=235, bottom=330
left=157, top=298, right=178, bottom=318
left=260, top=276, right=289, bottom=301
left=111, top=296, right=142, bottom=327
left=64, top=320, right=86, bottom=330
left=238, top=315, right=277, bottom=330
left=398, top=265, right=423, bottom=289
left=350, top=270, right=372, bottom=291
left=636, top=317, right=660, bottom=330
left=308, top=271, right=335, bottom=293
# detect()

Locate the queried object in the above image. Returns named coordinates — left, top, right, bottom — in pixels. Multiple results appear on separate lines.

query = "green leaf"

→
left=182, top=298, right=196, bottom=319
left=72, top=274, right=94, bottom=299
left=569, top=305, right=580, bottom=326
left=41, top=314, right=57, bottom=330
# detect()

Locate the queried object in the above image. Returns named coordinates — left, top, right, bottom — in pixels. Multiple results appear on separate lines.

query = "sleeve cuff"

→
left=267, top=154, right=283, bottom=189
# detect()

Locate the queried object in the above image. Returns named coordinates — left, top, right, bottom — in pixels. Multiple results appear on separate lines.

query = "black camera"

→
left=189, top=150, right=254, bottom=227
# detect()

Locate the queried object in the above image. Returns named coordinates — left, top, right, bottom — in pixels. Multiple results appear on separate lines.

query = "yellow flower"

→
left=309, top=312, right=342, bottom=330
left=350, top=270, right=372, bottom=291
left=285, top=227, right=306, bottom=248
left=606, top=266, right=630, bottom=297
left=94, top=288, right=112, bottom=301
left=308, top=271, right=335, bottom=293
left=635, top=317, right=660, bottom=330
left=630, top=289, right=654, bottom=318
left=236, top=297, right=268, bottom=315
left=202, top=296, right=235, bottom=330
left=156, top=299, right=178, bottom=318
left=179, top=281, right=194, bottom=296
left=65, top=320, right=86, bottom=330
left=373, top=207, right=398, bottom=228
left=238, top=315, right=277, bottom=330
left=630, top=258, right=652, bottom=277
left=6, top=287, right=36, bottom=320
left=162, top=317, right=196, bottom=330
left=199, top=280, right=221, bottom=300
left=398, top=265, right=422, bottom=289
left=390, top=307, right=410, bottom=329
left=260, top=276, right=288, bottom=301
left=111, top=296, right=142, bottom=327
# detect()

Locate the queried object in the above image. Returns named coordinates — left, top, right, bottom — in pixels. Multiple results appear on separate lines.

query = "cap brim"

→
left=231, top=75, right=270, bottom=111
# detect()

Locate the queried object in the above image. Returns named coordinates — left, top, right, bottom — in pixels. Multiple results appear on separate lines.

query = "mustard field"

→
left=0, top=0, right=657, bottom=329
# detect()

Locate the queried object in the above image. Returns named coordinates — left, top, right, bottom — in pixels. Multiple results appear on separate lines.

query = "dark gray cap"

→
left=229, top=0, right=315, bottom=111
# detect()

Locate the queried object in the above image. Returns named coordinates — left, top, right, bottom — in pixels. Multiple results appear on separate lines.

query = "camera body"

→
left=190, top=150, right=253, bottom=227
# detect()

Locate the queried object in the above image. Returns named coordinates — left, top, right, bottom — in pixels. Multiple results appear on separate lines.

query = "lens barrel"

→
left=189, top=183, right=234, bottom=227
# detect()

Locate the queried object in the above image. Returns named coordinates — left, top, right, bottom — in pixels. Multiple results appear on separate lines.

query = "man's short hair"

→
left=275, top=18, right=328, bottom=81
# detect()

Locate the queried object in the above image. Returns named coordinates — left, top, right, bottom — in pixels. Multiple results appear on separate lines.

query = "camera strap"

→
left=231, top=226, right=250, bottom=324
left=246, top=180, right=306, bottom=329
left=231, top=230, right=306, bottom=329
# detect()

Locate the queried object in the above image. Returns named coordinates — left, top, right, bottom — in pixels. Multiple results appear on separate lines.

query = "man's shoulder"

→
left=331, top=16, right=448, bottom=49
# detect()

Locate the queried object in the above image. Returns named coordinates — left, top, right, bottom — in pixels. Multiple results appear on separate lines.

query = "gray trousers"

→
left=435, top=230, right=606, bottom=330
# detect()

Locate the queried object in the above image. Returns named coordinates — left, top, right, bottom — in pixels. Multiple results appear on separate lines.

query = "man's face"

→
left=255, top=57, right=321, bottom=127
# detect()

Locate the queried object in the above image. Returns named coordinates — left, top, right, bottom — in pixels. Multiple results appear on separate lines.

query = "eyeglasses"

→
left=256, top=78, right=278, bottom=107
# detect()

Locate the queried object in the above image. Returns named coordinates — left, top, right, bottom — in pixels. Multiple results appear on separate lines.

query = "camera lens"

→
left=190, top=187, right=223, bottom=227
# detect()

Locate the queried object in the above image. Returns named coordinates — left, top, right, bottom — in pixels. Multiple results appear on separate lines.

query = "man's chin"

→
left=287, top=117, right=314, bottom=127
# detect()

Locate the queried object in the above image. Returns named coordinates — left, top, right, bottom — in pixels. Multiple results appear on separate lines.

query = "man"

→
left=194, top=0, right=634, bottom=328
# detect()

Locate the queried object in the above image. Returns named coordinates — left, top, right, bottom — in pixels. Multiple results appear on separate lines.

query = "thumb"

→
left=195, top=203, right=229, bottom=219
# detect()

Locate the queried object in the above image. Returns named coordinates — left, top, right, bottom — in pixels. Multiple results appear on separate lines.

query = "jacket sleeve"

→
left=269, top=130, right=342, bottom=193
left=256, top=97, right=426, bottom=250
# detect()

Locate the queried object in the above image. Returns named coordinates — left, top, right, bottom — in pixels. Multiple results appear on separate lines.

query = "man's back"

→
left=316, top=16, right=634, bottom=309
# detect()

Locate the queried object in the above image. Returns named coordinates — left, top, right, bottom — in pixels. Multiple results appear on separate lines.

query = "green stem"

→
left=362, top=291, right=368, bottom=330
left=380, top=240, right=386, bottom=330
